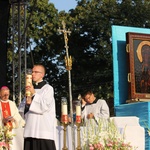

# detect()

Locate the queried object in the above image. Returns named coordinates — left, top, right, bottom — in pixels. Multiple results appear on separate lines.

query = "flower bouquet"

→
left=0, top=126, right=15, bottom=150
left=82, top=118, right=137, bottom=150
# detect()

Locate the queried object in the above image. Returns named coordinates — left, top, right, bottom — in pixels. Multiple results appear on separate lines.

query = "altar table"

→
left=56, top=117, right=145, bottom=150
left=11, top=116, right=145, bottom=150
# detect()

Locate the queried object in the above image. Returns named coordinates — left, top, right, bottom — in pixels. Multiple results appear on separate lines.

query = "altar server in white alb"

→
left=23, top=64, right=56, bottom=150
left=0, top=86, right=25, bottom=129
left=81, top=89, right=110, bottom=125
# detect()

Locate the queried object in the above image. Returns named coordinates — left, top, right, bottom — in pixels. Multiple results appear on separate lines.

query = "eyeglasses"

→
left=32, top=71, right=42, bottom=74
left=2, top=94, right=9, bottom=97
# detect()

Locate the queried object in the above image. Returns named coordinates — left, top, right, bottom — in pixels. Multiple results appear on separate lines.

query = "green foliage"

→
left=7, top=0, right=150, bottom=119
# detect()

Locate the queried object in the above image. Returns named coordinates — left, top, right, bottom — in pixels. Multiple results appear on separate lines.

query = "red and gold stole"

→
left=1, top=101, right=12, bottom=127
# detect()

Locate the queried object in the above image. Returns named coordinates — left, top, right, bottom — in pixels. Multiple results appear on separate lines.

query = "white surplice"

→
left=24, top=84, right=56, bottom=140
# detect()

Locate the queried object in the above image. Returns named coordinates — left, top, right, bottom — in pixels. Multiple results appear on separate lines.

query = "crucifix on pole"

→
left=58, top=20, right=75, bottom=150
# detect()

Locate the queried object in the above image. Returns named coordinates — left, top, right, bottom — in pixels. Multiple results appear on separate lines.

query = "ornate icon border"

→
left=126, top=32, right=150, bottom=101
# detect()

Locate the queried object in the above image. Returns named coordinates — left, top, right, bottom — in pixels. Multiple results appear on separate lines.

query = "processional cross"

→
left=58, top=21, right=72, bottom=70
left=58, top=21, right=75, bottom=150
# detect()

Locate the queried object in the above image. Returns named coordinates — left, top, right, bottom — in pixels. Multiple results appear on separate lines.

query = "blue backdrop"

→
left=112, top=25, right=150, bottom=150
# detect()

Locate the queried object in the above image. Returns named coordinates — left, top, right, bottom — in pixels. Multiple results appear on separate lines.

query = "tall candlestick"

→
left=76, top=101, right=82, bottom=150
left=61, top=97, right=69, bottom=150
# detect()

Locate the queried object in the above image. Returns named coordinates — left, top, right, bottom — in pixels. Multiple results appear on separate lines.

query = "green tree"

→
left=57, top=0, right=150, bottom=116
left=7, top=0, right=150, bottom=118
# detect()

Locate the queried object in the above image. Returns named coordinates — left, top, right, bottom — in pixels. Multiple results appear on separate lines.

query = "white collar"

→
left=35, top=80, right=43, bottom=85
left=0, top=100, right=9, bottom=103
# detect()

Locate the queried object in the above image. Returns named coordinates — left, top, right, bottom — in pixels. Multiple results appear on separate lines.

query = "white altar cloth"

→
left=12, top=128, right=24, bottom=150
left=56, top=126, right=76, bottom=150
left=56, top=116, right=145, bottom=150
left=110, top=116, right=145, bottom=150
left=10, top=116, right=145, bottom=150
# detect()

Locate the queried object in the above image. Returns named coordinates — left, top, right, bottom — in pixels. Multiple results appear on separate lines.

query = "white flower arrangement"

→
left=81, top=118, right=137, bottom=150
left=0, top=126, right=15, bottom=150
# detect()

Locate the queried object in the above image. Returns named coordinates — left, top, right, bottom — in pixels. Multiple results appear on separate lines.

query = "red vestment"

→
left=1, top=101, right=12, bottom=127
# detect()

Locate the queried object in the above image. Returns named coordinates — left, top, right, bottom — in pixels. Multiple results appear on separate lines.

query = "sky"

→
left=49, top=0, right=77, bottom=12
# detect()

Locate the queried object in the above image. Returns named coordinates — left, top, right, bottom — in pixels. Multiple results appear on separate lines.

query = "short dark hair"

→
left=80, top=89, right=93, bottom=99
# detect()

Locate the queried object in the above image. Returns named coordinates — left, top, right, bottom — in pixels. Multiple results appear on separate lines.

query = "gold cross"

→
left=58, top=21, right=71, bottom=55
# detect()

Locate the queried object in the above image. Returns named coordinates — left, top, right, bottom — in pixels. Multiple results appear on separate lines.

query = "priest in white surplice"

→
left=23, top=64, right=56, bottom=150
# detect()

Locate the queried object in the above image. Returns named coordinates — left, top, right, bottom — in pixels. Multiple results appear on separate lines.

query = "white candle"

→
left=76, top=105, right=81, bottom=116
left=62, top=104, right=68, bottom=115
